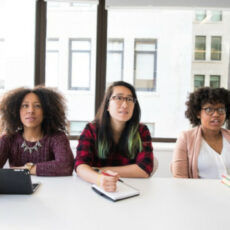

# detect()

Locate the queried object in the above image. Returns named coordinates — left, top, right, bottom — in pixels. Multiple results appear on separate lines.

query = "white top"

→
left=198, top=136, right=230, bottom=179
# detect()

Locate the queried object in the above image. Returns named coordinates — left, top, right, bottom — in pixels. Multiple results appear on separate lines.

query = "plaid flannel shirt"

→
left=75, top=122, right=154, bottom=175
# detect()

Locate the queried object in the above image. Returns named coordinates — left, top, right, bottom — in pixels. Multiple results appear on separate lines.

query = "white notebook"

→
left=91, top=180, right=140, bottom=202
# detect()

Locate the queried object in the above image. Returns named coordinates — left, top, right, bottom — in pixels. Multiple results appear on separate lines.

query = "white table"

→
left=0, top=175, right=230, bottom=230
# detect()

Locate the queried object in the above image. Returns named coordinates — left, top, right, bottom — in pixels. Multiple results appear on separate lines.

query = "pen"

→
left=102, top=171, right=124, bottom=182
left=102, top=172, right=139, bottom=192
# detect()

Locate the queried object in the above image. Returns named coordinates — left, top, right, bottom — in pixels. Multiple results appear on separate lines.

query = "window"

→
left=210, top=75, right=220, bottom=88
left=69, top=39, right=91, bottom=90
left=195, top=36, right=206, bottom=60
left=211, top=10, right=222, bottom=22
left=0, top=0, right=36, bottom=90
left=194, top=75, right=205, bottom=90
left=68, top=121, right=88, bottom=136
left=46, top=1, right=98, bottom=135
left=134, top=39, right=157, bottom=91
left=46, top=38, right=59, bottom=87
left=0, top=39, right=5, bottom=89
left=195, top=10, right=222, bottom=22
left=211, top=36, right=221, bottom=60
left=106, top=6, right=230, bottom=138
left=106, top=39, right=124, bottom=87
left=195, top=10, right=206, bottom=21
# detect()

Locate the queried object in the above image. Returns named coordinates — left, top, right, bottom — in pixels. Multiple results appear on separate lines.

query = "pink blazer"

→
left=171, top=126, right=230, bottom=178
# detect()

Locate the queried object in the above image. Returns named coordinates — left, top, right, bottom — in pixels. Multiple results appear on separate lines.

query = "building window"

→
left=194, top=75, right=205, bottom=90
left=194, top=36, right=206, bottom=60
left=195, top=10, right=206, bottom=21
left=210, top=75, right=220, bottom=88
left=106, top=39, right=124, bottom=87
left=134, top=39, right=157, bottom=91
left=210, top=10, right=222, bottom=22
left=211, top=36, right=221, bottom=60
left=69, top=39, right=91, bottom=90
left=68, top=121, right=88, bottom=136
left=46, top=38, right=59, bottom=87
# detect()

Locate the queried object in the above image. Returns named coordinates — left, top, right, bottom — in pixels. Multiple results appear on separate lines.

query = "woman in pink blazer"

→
left=172, top=87, right=230, bottom=179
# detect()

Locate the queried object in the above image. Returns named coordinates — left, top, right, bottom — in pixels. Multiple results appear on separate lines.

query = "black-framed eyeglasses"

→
left=201, top=107, right=226, bottom=115
left=110, top=95, right=136, bottom=105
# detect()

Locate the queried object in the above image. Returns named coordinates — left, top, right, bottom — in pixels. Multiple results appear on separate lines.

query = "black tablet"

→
left=0, top=168, right=40, bottom=194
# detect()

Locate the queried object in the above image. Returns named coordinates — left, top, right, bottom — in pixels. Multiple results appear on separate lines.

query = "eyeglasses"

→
left=110, top=95, right=136, bottom=105
left=201, top=107, right=226, bottom=115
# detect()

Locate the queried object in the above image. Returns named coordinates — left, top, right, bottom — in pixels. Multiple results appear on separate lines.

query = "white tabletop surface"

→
left=0, top=175, right=230, bottom=230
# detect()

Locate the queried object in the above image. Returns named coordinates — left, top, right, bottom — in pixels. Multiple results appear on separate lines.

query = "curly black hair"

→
left=185, top=87, right=230, bottom=126
left=0, top=86, right=68, bottom=136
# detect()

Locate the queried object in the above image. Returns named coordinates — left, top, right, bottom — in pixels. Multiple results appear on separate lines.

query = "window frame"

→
left=45, top=38, right=60, bottom=87
left=210, top=74, right=221, bottom=88
left=194, top=35, right=206, bottom=61
left=194, top=74, right=205, bottom=90
left=133, top=38, right=157, bottom=92
left=68, top=38, right=92, bottom=91
left=211, top=36, right=222, bottom=61
left=106, top=38, right=124, bottom=85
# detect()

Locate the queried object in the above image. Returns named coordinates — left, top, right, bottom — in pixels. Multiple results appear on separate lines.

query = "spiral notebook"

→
left=92, top=180, right=140, bottom=202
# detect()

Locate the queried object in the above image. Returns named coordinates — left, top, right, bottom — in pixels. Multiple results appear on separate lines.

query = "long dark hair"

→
left=95, top=81, right=142, bottom=159
left=0, top=85, right=67, bottom=136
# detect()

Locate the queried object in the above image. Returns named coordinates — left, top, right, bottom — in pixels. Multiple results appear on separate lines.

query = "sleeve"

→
left=171, top=131, right=189, bottom=178
left=135, top=124, right=154, bottom=175
left=74, top=123, right=96, bottom=169
left=36, top=133, right=74, bottom=176
left=0, top=135, right=11, bottom=168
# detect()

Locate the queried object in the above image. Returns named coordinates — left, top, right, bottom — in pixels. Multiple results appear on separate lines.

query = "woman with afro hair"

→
left=0, top=86, right=74, bottom=176
left=172, top=87, right=230, bottom=179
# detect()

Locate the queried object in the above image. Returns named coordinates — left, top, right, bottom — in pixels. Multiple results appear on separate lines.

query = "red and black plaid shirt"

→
left=75, top=123, right=154, bottom=175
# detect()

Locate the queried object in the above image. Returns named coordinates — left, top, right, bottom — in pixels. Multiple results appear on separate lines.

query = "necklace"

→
left=21, top=140, right=42, bottom=154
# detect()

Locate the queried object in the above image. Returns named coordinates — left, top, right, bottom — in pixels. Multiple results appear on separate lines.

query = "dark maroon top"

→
left=0, top=132, right=74, bottom=176
left=75, top=123, right=154, bottom=175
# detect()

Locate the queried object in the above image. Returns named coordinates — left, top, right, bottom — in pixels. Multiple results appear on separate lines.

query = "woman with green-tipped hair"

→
left=75, top=81, right=154, bottom=192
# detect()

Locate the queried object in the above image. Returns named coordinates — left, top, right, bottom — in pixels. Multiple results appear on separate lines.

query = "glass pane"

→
left=106, top=7, right=230, bottom=138
left=46, top=1, right=98, bottom=134
left=195, top=10, right=206, bottom=21
left=107, top=39, right=123, bottom=51
left=210, top=75, right=220, bottom=88
left=211, top=36, right=221, bottom=60
left=194, top=75, right=205, bottom=90
left=72, top=40, right=91, bottom=50
left=106, top=52, right=123, bottom=83
left=46, top=52, right=59, bottom=87
left=46, top=39, right=59, bottom=87
left=0, top=0, right=36, bottom=93
left=136, top=53, right=154, bottom=79
left=195, top=36, right=206, bottom=60
left=211, top=10, right=222, bottom=22
left=69, top=121, right=88, bottom=135
left=106, top=39, right=124, bottom=86
left=71, top=52, right=90, bottom=89
left=135, top=41, right=156, bottom=51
